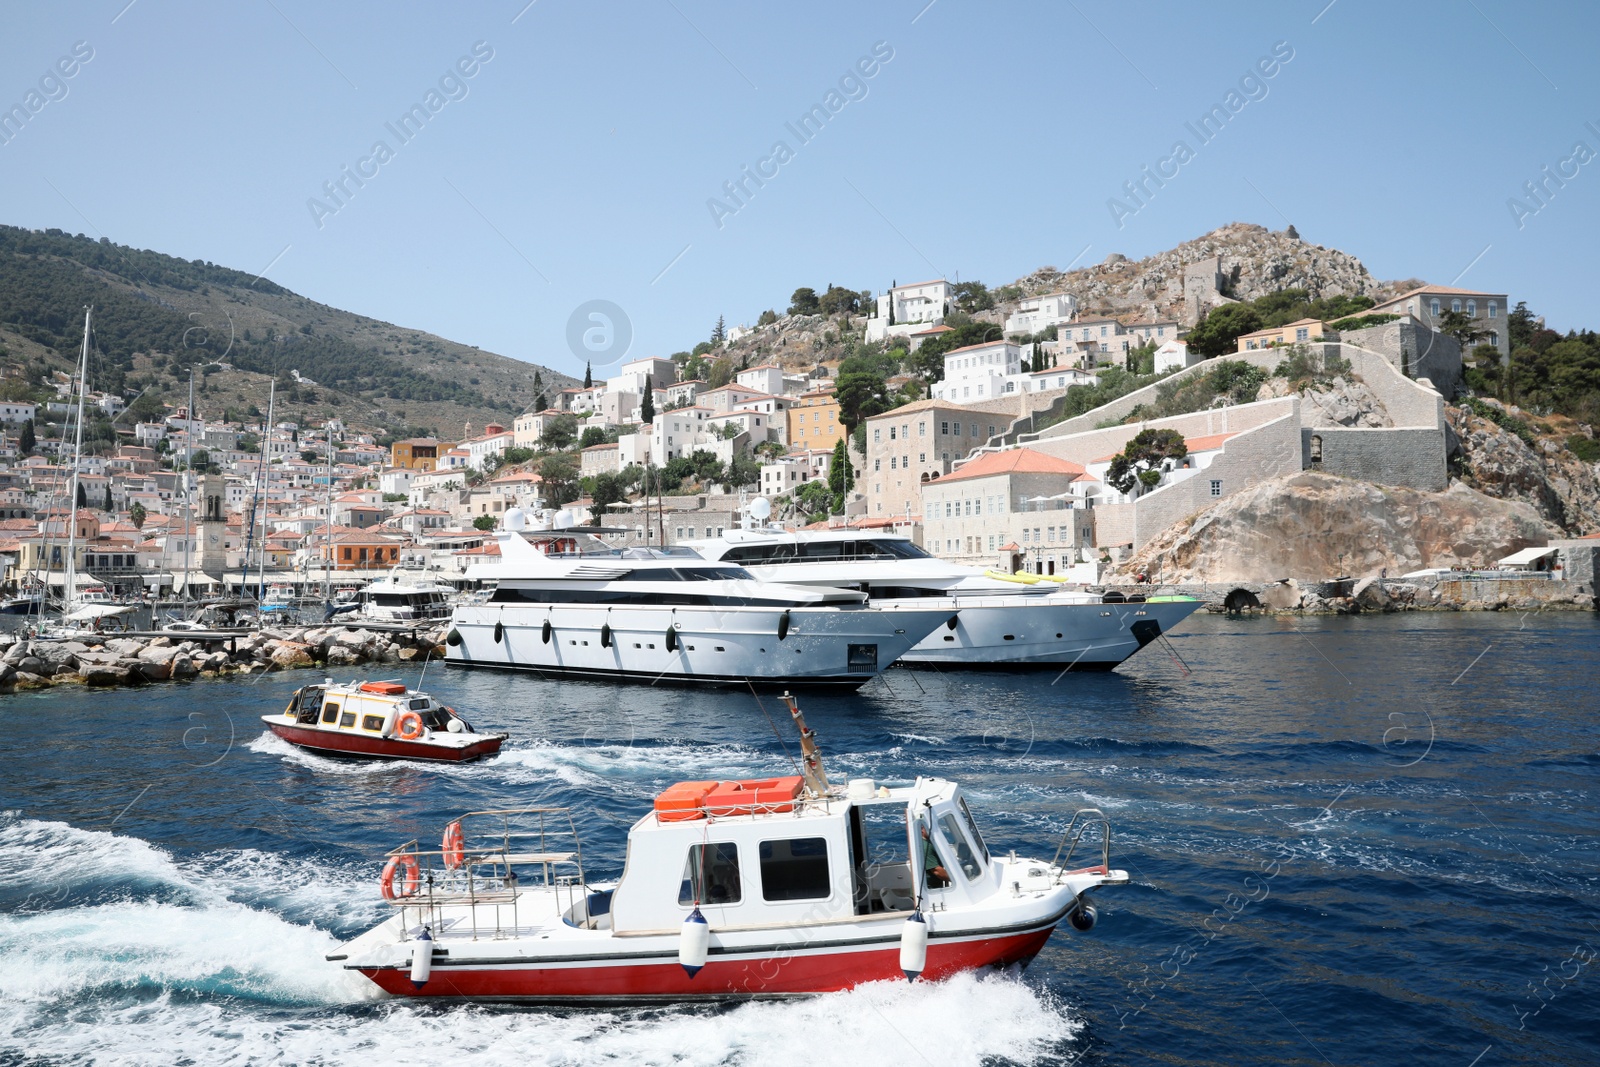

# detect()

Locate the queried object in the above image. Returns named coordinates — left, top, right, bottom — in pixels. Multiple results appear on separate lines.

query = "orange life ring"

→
left=395, top=711, right=425, bottom=741
left=380, top=854, right=420, bottom=899
left=442, top=820, right=465, bottom=869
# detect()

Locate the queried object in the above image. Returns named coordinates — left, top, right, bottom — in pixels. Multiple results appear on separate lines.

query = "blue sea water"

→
left=0, top=612, right=1595, bottom=1067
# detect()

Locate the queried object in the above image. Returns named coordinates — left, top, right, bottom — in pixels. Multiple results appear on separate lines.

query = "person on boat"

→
left=921, top=824, right=950, bottom=889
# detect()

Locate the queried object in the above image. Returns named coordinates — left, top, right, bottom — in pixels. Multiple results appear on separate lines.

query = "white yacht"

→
left=684, top=504, right=1202, bottom=671
left=444, top=509, right=951, bottom=689
left=353, top=570, right=454, bottom=625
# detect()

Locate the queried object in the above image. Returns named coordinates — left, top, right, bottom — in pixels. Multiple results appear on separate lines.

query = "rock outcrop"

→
left=1119, top=471, right=1556, bottom=583
left=1448, top=400, right=1600, bottom=535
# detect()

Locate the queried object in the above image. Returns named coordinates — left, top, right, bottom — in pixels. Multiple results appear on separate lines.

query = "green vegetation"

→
left=1107, top=428, right=1187, bottom=494
left=1034, top=368, right=1163, bottom=433
left=1328, top=313, right=1399, bottom=332
left=472, top=514, right=497, bottom=531
left=1565, top=434, right=1600, bottom=463
left=1460, top=396, right=1538, bottom=446
left=1186, top=287, right=1376, bottom=358
left=1478, top=301, right=1600, bottom=424
left=1273, top=346, right=1351, bottom=390
left=1124, top=360, right=1266, bottom=423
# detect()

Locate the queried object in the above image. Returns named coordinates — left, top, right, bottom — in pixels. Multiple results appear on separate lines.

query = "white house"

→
left=931, top=341, right=1028, bottom=404
left=607, top=356, right=677, bottom=398
left=1003, top=292, right=1078, bottom=337
left=735, top=365, right=786, bottom=397
left=866, top=279, right=953, bottom=343
left=1154, top=339, right=1200, bottom=373
left=0, top=402, right=37, bottom=425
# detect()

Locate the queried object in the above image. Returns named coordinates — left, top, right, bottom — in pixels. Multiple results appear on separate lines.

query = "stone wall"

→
left=1307, top=427, right=1449, bottom=491
left=1028, top=396, right=1297, bottom=468
left=1341, top=319, right=1462, bottom=398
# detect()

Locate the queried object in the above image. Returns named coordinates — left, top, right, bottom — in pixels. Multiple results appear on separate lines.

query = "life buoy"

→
left=380, top=854, right=420, bottom=899
left=442, top=820, right=466, bottom=869
left=396, top=711, right=425, bottom=741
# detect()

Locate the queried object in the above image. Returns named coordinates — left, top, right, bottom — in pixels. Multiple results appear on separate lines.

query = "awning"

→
left=65, top=604, right=136, bottom=622
left=1498, top=546, right=1556, bottom=567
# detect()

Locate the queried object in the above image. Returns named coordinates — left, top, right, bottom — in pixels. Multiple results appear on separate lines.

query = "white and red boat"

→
left=261, top=680, right=507, bottom=762
left=330, top=695, right=1125, bottom=1000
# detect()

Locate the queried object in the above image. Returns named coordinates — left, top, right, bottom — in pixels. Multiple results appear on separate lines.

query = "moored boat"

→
left=261, top=679, right=506, bottom=762
left=331, top=695, right=1125, bottom=1000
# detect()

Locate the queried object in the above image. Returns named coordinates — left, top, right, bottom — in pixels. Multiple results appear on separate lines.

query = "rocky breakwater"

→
left=0, top=625, right=450, bottom=693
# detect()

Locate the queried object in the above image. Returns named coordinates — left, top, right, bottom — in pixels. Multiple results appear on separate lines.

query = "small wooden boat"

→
left=261, top=680, right=506, bottom=762
left=330, top=694, right=1126, bottom=1000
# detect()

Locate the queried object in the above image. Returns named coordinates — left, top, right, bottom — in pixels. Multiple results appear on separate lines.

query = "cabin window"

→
left=938, top=813, right=984, bottom=881
left=321, top=703, right=340, bottom=724
left=957, top=797, right=991, bottom=863
left=362, top=714, right=386, bottom=732
left=759, top=838, right=831, bottom=901
left=679, top=842, right=742, bottom=906
left=338, top=711, right=356, bottom=729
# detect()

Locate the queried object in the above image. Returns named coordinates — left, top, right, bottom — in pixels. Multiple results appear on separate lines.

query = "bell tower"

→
left=199, top=472, right=228, bottom=578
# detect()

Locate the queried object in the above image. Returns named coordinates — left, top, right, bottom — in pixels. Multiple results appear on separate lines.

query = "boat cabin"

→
left=604, top=776, right=999, bottom=934
left=286, top=680, right=457, bottom=736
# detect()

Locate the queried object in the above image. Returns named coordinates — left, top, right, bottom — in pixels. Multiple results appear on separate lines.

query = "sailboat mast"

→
left=254, top=381, right=275, bottom=609
left=62, top=306, right=92, bottom=613
left=178, top=366, right=196, bottom=603
left=323, top=432, right=334, bottom=599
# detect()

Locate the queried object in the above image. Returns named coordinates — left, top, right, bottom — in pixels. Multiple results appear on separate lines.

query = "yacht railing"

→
left=1050, top=807, right=1112, bottom=878
left=382, top=806, right=587, bottom=940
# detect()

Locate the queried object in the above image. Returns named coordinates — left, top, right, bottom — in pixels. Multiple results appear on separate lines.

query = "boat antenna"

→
left=745, top=681, right=801, bottom=778
left=782, top=690, right=831, bottom=796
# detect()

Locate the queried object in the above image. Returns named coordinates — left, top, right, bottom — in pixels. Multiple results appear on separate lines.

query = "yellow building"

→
left=788, top=389, right=844, bottom=450
left=1235, top=318, right=1329, bottom=352
left=390, top=438, right=453, bottom=471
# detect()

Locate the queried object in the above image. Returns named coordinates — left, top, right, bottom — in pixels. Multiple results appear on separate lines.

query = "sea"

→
left=1, top=612, right=1595, bottom=1067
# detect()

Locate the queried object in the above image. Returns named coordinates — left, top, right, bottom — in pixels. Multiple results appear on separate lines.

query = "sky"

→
left=1, top=0, right=1595, bottom=381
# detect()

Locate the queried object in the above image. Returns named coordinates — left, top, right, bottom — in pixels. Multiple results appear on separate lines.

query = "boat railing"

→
left=1050, top=807, right=1112, bottom=878
left=382, top=806, right=587, bottom=940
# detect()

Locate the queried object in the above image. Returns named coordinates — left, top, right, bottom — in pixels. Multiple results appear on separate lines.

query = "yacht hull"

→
left=897, top=595, right=1203, bottom=668
left=444, top=603, right=949, bottom=689
left=263, top=719, right=504, bottom=762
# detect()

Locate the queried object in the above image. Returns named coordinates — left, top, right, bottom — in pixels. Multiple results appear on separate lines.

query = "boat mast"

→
left=244, top=380, right=274, bottom=614
left=782, top=691, right=831, bottom=796
left=62, top=306, right=92, bottom=615
left=323, top=430, right=334, bottom=600
left=178, top=366, right=196, bottom=605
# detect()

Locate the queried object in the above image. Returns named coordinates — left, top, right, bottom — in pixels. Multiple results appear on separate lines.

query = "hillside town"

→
left=5, top=241, right=1598, bottom=612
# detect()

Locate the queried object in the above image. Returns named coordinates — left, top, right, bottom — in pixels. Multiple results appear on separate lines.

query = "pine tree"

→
left=583, top=361, right=592, bottom=389
left=103, top=484, right=113, bottom=511
left=18, top=418, right=34, bottom=454
left=640, top=376, right=655, bottom=424
left=711, top=316, right=726, bottom=345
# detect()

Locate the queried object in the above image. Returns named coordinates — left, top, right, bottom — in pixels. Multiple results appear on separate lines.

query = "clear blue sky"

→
left=2, top=0, right=1594, bottom=379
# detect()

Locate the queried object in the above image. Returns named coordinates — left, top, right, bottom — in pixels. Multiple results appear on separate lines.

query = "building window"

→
left=1486, top=331, right=1498, bottom=348
left=1310, top=434, right=1323, bottom=465
left=1210, top=480, right=1222, bottom=496
left=873, top=429, right=881, bottom=443
left=1430, top=299, right=1441, bottom=317
left=919, top=453, right=926, bottom=463
left=874, top=459, right=881, bottom=472
left=1295, top=328, right=1309, bottom=342
left=1466, top=299, right=1477, bottom=316
left=940, top=421, right=949, bottom=435
left=1488, top=301, right=1498, bottom=318
left=1451, top=299, right=1462, bottom=313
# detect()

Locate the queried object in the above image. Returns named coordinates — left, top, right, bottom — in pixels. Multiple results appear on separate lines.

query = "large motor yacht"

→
left=352, top=570, right=455, bottom=625
left=443, top=509, right=951, bottom=689
left=684, top=502, right=1202, bottom=670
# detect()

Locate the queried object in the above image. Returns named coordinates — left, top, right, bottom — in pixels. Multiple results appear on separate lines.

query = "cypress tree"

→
left=640, top=376, right=655, bottom=424
left=583, top=361, right=592, bottom=389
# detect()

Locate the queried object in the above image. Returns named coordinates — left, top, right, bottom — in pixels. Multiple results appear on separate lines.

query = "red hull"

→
left=360, top=927, right=1054, bottom=1001
left=266, top=721, right=503, bottom=763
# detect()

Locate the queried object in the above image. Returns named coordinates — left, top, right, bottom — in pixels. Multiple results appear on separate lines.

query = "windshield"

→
left=956, top=795, right=991, bottom=863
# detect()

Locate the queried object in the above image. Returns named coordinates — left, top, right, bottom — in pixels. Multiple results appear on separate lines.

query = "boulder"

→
left=105, top=638, right=144, bottom=657
left=3, top=642, right=29, bottom=666
left=270, top=643, right=315, bottom=669
left=138, top=645, right=181, bottom=667
left=83, top=663, right=132, bottom=687
left=136, top=659, right=172, bottom=682
left=1259, top=580, right=1302, bottom=610
left=326, top=645, right=361, bottom=667
left=1352, top=577, right=1391, bottom=612
left=397, top=647, right=420, bottom=662
left=171, top=653, right=198, bottom=678
left=0, top=663, right=14, bottom=688
left=147, top=635, right=172, bottom=648
left=12, top=671, right=51, bottom=689
left=15, top=655, right=43, bottom=675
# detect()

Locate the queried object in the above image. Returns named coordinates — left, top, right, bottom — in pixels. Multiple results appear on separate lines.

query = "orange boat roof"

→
left=359, top=681, right=407, bottom=696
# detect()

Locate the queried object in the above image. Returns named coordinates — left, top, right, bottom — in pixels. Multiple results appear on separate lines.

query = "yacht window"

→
left=362, top=714, right=386, bottom=732
left=759, top=837, right=831, bottom=901
left=957, top=796, right=991, bottom=862
left=338, top=711, right=357, bottom=729
left=321, top=702, right=340, bottom=724
left=679, top=842, right=742, bottom=905
left=409, top=698, right=430, bottom=710
left=939, top=812, right=984, bottom=880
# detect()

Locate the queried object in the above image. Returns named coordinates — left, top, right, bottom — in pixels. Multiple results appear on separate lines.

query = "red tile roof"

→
left=938, top=449, right=1086, bottom=484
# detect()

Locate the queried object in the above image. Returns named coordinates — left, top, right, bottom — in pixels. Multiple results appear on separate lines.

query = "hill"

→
left=0, top=225, right=575, bottom=438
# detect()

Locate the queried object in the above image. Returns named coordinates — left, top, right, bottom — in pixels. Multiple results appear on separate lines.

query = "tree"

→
left=724, top=453, right=760, bottom=491
left=129, top=502, right=146, bottom=529
left=539, top=413, right=579, bottom=451
left=834, top=362, right=890, bottom=433
left=711, top=315, right=726, bottom=345
left=1437, top=309, right=1490, bottom=354
left=755, top=440, right=787, bottom=460
left=300, top=449, right=319, bottom=464
left=579, top=425, right=608, bottom=449
left=1127, top=340, right=1158, bottom=375
left=757, top=309, right=778, bottom=327
left=18, top=418, right=34, bottom=454
left=472, top=514, right=497, bottom=531
left=589, top=471, right=629, bottom=521
left=950, top=281, right=994, bottom=313
left=707, top=358, right=735, bottom=388
left=103, top=484, right=113, bottom=511
left=817, top=285, right=861, bottom=316
left=583, top=361, right=592, bottom=389
left=827, top=437, right=853, bottom=509
left=639, top=377, right=655, bottom=424
left=76, top=482, right=87, bottom=508
left=793, top=478, right=833, bottom=521
left=1186, top=304, right=1263, bottom=359
left=910, top=322, right=1004, bottom=383
left=538, top=452, right=580, bottom=506
left=788, top=287, right=820, bottom=316
left=1106, top=429, right=1188, bottom=495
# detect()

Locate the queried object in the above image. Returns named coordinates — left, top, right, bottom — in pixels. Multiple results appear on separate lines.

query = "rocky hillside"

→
left=1011, top=222, right=1386, bottom=324
left=1118, top=471, right=1555, bottom=583
left=1448, top=398, right=1600, bottom=535
left=0, top=225, right=575, bottom=435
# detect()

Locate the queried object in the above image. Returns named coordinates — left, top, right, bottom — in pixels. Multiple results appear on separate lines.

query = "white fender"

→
left=679, top=906, right=710, bottom=978
left=900, top=909, right=929, bottom=981
left=409, top=926, right=433, bottom=988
